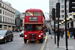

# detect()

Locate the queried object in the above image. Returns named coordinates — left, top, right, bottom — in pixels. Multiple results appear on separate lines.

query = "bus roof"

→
left=26, top=9, right=43, bottom=12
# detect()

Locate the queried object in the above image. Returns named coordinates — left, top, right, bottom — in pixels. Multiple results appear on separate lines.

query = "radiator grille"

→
left=29, top=34, right=37, bottom=40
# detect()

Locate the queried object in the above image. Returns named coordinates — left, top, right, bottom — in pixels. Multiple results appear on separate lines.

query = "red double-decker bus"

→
left=24, top=9, right=46, bottom=43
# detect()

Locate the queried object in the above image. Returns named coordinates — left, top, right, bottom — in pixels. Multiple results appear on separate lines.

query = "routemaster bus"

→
left=24, top=9, right=46, bottom=43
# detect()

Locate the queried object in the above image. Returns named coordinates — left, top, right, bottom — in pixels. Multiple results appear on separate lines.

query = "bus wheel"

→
left=24, top=39, right=27, bottom=43
left=40, top=38, right=43, bottom=43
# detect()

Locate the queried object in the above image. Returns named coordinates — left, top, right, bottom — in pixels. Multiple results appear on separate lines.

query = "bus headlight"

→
left=39, top=35, right=41, bottom=37
left=25, top=35, right=27, bottom=37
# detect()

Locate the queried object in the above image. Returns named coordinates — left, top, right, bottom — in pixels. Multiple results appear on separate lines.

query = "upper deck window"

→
left=26, top=12, right=33, bottom=16
left=34, top=12, right=41, bottom=16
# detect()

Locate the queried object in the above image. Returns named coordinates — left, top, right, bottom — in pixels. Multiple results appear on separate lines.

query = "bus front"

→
left=24, top=9, right=45, bottom=43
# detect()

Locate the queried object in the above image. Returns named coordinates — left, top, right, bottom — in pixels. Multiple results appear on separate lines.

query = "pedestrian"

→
left=69, top=26, right=73, bottom=38
left=12, top=29, right=14, bottom=32
left=55, top=29, right=57, bottom=36
left=49, top=29, right=51, bottom=34
left=73, top=28, right=75, bottom=39
left=46, top=27, right=50, bottom=32
left=60, top=28, right=64, bottom=38
left=56, top=28, right=61, bottom=41
left=52, top=29, right=54, bottom=35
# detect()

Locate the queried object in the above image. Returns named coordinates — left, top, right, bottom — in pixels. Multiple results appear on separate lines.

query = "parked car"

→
left=0, top=30, right=13, bottom=43
left=20, top=30, right=24, bottom=37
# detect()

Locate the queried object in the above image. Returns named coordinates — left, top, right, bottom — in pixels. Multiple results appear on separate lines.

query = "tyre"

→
left=8, top=38, right=11, bottom=42
left=40, top=38, right=44, bottom=43
left=11, top=38, right=13, bottom=41
left=4, top=39, right=7, bottom=43
left=24, top=39, right=27, bottom=43
left=20, top=35, right=21, bottom=37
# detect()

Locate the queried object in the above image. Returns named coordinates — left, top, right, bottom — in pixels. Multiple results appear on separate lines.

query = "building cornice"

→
left=0, top=6, right=15, bottom=14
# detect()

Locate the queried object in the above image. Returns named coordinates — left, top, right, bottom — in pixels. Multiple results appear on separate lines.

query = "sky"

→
left=3, top=0, right=49, bottom=20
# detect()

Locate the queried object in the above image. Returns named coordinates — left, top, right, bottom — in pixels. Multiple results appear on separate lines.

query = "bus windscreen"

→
left=25, top=24, right=32, bottom=31
left=25, top=24, right=43, bottom=31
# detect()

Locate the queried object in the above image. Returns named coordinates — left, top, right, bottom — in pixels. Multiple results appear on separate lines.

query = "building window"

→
left=12, top=19, right=13, bottom=23
left=11, top=19, right=12, bottom=23
left=58, top=0, right=60, bottom=3
left=11, top=14, right=12, bottom=17
left=0, top=3, right=1, bottom=6
left=9, top=14, right=11, bottom=17
left=8, top=18, right=9, bottom=23
left=6, top=12, right=7, bottom=15
left=8, top=19, right=9, bottom=23
left=10, top=14, right=11, bottom=17
left=61, top=10, right=64, bottom=13
left=3, top=5, right=4, bottom=7
left=0, top=10, right=2, bottom=14
left=61, top=0, right=64, bottom=3
left=13, top=20, right=14, bottom=23
left=7, top=12, right=8, bottom=16
left=5, top=6, right=6, bottom=8
left=9, top=13, right=10, bottom=17
left=3, top=16, right=4, bottom=22
left=50, top=1, right=53, bottom=5
left=62, top=15, right=64, bottom=18
left=67, top=0, right=69, bottom=3
left=3, top=11, right=4, bottom=14
left=0, top=16, right=2, bottom=22
left=7, top=6, right=8, bottom=9
left=6, top=17, right=7, bottom=22
left=5, top=17, right=6, bottom=22
left=4, top=5, right=5, bottom=8
left=67, top=5, right=68, bottom=8
left=67, top=10, right=68, bottom=13
left=7, top=18, right=8, bottom=23
left=67, top=15, right=68, bottom=17
left=9, top=19, right=10, bottom=23
left=8, top=13, right=9, bottom=16
left=4, top=17, right=5, bottom=22
left=5, top=12, right=6, bottom=15
left=51, top=6, right=54, bottom=9
left=61, top=5, right=64, bottom=8
left=13, top=15, right=14, bottom=18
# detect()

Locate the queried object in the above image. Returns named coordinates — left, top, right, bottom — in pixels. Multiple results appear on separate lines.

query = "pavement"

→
left=45, top=33, right=75, bottom=50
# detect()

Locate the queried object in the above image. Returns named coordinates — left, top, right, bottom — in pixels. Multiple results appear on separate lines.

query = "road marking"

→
left=40, top=33, right=48, bottom=50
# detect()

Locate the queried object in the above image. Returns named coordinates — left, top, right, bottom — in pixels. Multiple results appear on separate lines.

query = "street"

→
left=0, top=32, right=44, bottom=50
